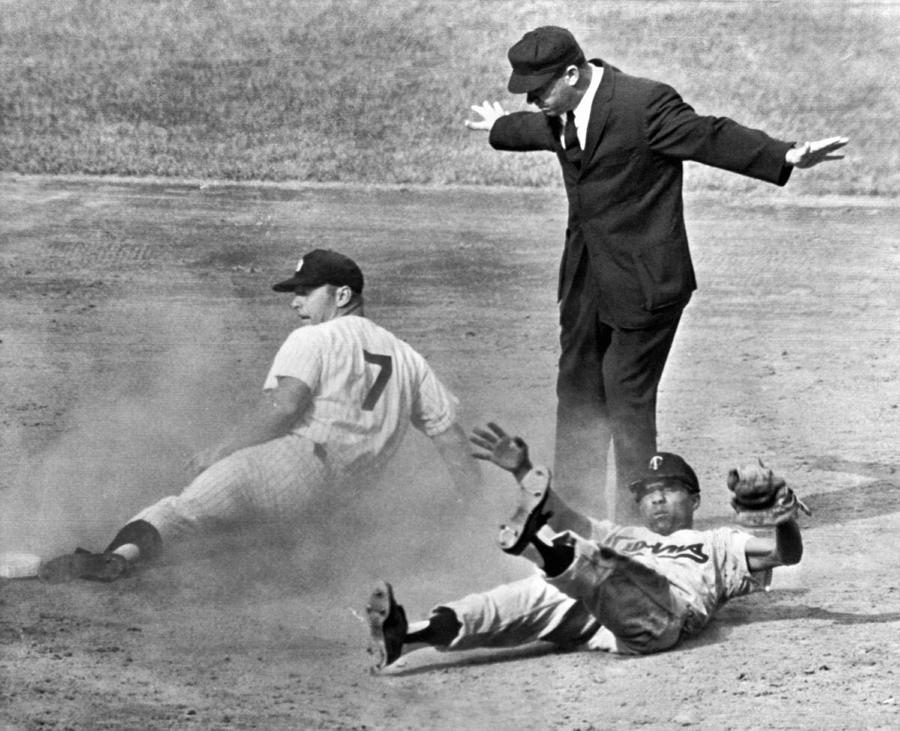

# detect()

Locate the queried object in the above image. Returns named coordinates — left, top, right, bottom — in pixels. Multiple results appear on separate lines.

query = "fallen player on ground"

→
left=366, top=422, right=809, bottom=669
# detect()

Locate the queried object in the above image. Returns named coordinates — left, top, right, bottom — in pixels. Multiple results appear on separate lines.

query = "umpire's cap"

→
left=628, top=453, right=700, bottom=499
left=506, top=26, right=586, bottom=94
left=272, top=249, right=364, bottom=294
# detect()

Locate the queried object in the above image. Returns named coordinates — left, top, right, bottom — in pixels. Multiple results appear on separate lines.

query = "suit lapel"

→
left=583, top=60, right=615, bottom=162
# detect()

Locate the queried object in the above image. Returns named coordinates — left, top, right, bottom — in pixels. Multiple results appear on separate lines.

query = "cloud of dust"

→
left=143, top=427, right=541, bottom=642
left=0, top=296, right=263, bottom=557
left=271, top=409, right=559, bottom=620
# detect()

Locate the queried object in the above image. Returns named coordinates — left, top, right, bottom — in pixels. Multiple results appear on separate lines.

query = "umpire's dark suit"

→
left=489, top=61, right=794, bottom=520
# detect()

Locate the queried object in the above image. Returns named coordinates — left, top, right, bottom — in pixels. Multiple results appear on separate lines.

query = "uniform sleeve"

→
left=408, top=358, right=459, bottom=437
left=490, top=111, right=558, bottom=152
left=262, top=328, right=324, bottom=391
left=713, top=527, right=773, bottom=599
left=644, top=82, right=794, bottom=185
left=585, top=517, right=616, bottom=543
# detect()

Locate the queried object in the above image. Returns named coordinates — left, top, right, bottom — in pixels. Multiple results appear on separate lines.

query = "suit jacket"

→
left=490, top=61, right=795, bottom=329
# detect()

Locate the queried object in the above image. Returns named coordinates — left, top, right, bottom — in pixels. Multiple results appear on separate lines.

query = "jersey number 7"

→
left=362, top=351, right=393, bottom=410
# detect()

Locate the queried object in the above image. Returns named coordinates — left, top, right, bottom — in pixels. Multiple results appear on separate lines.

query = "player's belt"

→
left=313, top=443, right=327, bottom=462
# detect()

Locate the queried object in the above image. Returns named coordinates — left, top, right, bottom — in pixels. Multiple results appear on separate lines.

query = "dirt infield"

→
left=1, top=176, right=898, bottom=730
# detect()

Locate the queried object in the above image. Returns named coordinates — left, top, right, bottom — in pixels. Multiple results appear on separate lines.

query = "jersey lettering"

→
left=362, top=351, right=393, bottom=410
left=609, top=535, right=710, bottom=563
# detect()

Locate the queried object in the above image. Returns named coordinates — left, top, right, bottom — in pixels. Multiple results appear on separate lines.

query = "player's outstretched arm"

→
left=785, top=136, right=849, bottom=168
left=744, top=520, right=803, bottom=571
left=727, top=461, right=806, bottom=570
left=431, top=422, right=484, bottom=495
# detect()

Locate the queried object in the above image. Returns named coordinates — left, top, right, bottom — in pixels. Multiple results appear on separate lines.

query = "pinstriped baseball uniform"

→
left=265, top=315, right=456, bottom=475
left=132, top=314, right=458, bottom=541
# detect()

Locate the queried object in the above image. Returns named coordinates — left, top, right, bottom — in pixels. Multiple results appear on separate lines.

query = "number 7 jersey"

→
left=263, top=315, right=459, bottom=476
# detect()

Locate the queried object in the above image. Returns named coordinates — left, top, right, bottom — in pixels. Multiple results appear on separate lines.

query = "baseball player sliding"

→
left=366, top=422, right=808, bottom=669
left=40, top=249, right=481, bottom=582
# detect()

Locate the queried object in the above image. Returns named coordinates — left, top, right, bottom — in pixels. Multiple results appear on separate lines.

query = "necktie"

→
left=564, top=111, right=582, bottom=166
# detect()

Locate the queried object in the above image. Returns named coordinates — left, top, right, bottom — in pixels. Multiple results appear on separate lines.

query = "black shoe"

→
left=498, top=466, right=553, bottom=555
left=366, top=580, right=407, bottom=672
left=39, top=548, right=128, bottom=583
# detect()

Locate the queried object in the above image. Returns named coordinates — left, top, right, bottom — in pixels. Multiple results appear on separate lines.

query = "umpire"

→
left=466, top=26, right=847, bottom=520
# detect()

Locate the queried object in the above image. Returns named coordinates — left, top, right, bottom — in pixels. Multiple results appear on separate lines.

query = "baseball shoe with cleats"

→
left=39, top=548, right=128, bottom=583
left=366, top=580, right=407, bottom=672
left=498, top=466, right=553, bottom=555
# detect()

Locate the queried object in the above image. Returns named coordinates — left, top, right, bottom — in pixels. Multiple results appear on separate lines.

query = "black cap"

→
left=506, top=26, right=586, bottom=94
left=628, top=453, right=700, bottom=498
left=272, top=249, right=364, bottom=294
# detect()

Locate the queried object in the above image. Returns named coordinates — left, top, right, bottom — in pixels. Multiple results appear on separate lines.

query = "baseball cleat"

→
left=38, top=548, right=128, bottom=583
left=366, top=580, right=407, bottom=672
left=498, top=466, right=553, bottom=555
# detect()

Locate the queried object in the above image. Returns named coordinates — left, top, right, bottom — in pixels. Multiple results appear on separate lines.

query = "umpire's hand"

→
left=785, top=136, right=849, bottom=168
left=464, top=100, right=507, bottom=132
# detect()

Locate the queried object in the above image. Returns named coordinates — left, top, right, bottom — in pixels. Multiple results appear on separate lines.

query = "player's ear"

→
left=691, top=493, right=701, bottom=512
left=335, top=285, right=353, bottom=307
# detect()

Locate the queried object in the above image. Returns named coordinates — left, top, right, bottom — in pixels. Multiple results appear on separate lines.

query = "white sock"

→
left=112, top=543, right=139, bottom=562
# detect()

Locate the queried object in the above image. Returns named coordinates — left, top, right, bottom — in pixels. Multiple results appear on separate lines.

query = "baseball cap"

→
left=628, top=452, right=700, bottom=498
left=506, top=26, right=586, bottom=94
left=272, top=249, right=364, bottom=294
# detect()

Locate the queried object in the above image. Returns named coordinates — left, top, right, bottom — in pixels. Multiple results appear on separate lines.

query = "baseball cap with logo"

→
left=628, top=452, right=700, bottom=499
left=506, top=26, right=586, bottom=94
left=272, top=249, right=364, bottom=294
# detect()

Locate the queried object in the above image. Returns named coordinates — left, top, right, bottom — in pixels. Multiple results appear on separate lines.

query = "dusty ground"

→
left=1, top=176, right=898, bottom=730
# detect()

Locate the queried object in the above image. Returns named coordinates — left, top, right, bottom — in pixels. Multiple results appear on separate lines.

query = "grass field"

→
left=1, top=0, right=898, bottom=194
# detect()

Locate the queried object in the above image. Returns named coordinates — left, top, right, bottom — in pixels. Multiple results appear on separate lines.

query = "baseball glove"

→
left=726, top=459, right=811, bottom=527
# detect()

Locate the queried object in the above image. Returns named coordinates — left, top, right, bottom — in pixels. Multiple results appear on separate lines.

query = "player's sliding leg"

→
left=40, top=437, right=326, bottom=583
left=365, top=469, right=605, bottom=671
left=365, top=576, right=601, bottom=671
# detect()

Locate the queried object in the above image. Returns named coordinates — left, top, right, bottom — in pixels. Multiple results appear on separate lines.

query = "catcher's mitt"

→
left=726, top=460, right=811, bottom=527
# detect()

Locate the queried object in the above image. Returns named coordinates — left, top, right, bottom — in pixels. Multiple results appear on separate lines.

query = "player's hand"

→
left=470, top=422, right=531, bottom=478
left=785, top=136, right=849, bottom=168
left=464, top=100, right=507, bottom=132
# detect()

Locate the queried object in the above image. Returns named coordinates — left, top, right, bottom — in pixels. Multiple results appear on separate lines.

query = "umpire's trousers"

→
left=554, top=249, right=682, bottom=522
